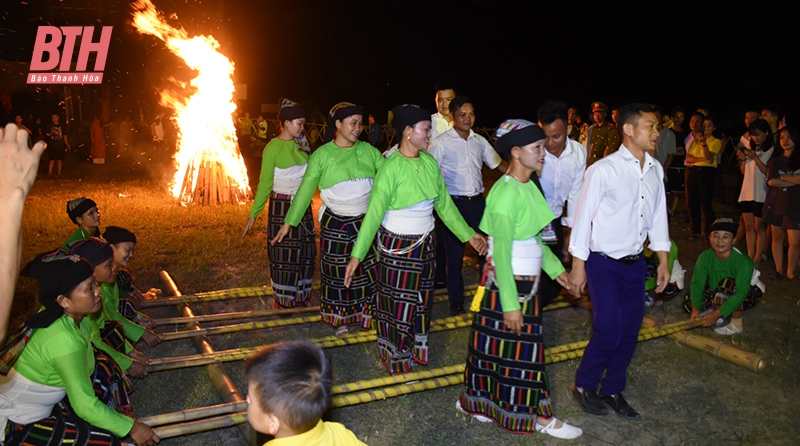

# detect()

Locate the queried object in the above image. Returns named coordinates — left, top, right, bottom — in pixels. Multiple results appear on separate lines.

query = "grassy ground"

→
left=13, top=148, right=800, bottom=446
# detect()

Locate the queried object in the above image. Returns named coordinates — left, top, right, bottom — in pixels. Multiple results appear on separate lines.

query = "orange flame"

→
left=132, top=0, right=250, bottom=203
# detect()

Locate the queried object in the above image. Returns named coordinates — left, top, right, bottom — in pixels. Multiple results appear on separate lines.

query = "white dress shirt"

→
left=428, top=127, right=501, bottom=197
left=540, top=139, right=587, bottom=227
left=430, top=113, right=452, bottom=142
left=569, top=144, right=671, bottom=261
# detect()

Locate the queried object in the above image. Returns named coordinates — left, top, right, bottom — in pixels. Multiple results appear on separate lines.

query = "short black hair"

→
left=618, top=103, right=657, bottom=128
left=448, top=95, right=472, bottom=116
left=245, top=341, right=333, bottom=434
left=688, top=111, right=706, bottom=122
left=537, top=100, right=569, bottom=126
left=671, top=106, right=686, bottom=118
left=703, top=115, right=719, bottom=129
left=762, top=105, right=784, bottom=122
left=434, top=80, right=457, bottom=94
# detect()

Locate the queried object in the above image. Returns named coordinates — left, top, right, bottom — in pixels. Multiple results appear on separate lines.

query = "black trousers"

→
left=441, top=195, right=486, bottom=307
left=685, top=166, right=716, bottom=235
left=538, top=217, right=565, bottom=310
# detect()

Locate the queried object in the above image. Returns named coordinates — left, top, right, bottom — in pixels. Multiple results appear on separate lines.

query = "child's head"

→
left=68, top=237, right=116, bottom=284
left=67, top=197, right=100, bottom=229
left=104, top=226, right=137, bottom=268
left=244, top=341, right=333, bottom=437
left=709, top=218, right=737, bottom=257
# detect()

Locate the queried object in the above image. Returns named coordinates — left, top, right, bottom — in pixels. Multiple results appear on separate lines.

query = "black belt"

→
left=595, top=251, right=643, bottom=265
left=451, top=194, right=482, bottom=201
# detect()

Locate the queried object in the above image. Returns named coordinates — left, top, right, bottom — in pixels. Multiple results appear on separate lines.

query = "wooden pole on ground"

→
left=642, top=316, right=766, bottom=371
left=159, top=270, right=251, bottom=441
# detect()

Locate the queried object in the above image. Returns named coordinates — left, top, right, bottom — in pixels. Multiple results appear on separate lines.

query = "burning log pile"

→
left=133, top=0, right=251, bottom=205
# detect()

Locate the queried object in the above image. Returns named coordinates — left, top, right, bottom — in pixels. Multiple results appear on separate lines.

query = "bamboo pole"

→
left=159, top=270, right=251, bottom=441
left=158, top=314, right=321, bottom=342
left=150, top=306, right=320, bottom=327
left=141, top=401, right=247, bottom=427
left=642, top=316, right=766, bottom=371
left=142, top=282, right=477, bottom=308
left=153, top=412, right=248, bottom=440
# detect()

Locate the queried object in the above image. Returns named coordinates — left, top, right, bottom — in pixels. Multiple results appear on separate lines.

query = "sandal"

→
left=335, top=325, right=350, bottom=337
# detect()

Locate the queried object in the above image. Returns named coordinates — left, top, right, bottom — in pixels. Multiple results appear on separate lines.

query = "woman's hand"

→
left=140, top=329, right=161, bottom=348
left=129, top=420, right=160, bottom=446
left=504, top=309, right=523, bottom=336
left=270, top=223, right=291, bottom=246
left=127, top=359, right=148, bottom=379
left=343, top=257, right=361, bottom=288
left=242, top=217, right=256, bottom=238
left=555, top=272, right=570, bottom=294
left=469, top=234, right=488, bottom=256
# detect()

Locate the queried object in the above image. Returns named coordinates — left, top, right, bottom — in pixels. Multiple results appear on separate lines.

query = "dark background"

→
left=1, top=0, right=797, bottom=133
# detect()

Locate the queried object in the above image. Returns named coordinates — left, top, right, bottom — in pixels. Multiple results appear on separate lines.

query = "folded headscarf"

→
left=390, top=104, right=431, bottom=136
left=68, top=237, right=113, bottom=267
left=277, top=98, right=306, bottom=123
left=66, top=197, right=97, bottom=224
left=103, top=226, right=137, bottom=245
left=494, top=119, right=546, bottom=156
left=324, top=102, right=363, bottom=143
left=21, top=249, right=95, bottom=328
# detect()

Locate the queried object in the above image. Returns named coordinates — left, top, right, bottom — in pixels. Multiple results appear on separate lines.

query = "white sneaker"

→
left=455, top=399, right=492, bottom=423
left=715, top=317, right=724, bottom=326
left=714, top=323, right=743, bottom=335
left=535, top=417, right=583, bottom=439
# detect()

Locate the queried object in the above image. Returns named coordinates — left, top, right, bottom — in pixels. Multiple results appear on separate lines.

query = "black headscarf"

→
left=493, top=119, right=546, bottom=157
left=21, top=249, right=95, bottom=329
left=324, top=102, right=363, bottom=143
left=103, top=226, right=137, bottom=245
left=66, top=197, right=97, bottom=224
left=68, top=237, right=113, bottom=267
left=390, top=104, right=431, bottom=137
left=277, top=98, right=306, bottom=123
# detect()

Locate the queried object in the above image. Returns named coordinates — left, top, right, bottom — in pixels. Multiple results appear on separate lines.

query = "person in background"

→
left=586, top=101, right=619, bottom=165
left=568, top=106, right=589, bottom=146
left=45, top=113, right=69, bottom=175
left=763, top=126, right=800, bottom=282
left=736, top=119, right=774, bottom=266
left=428, top=96, right=505, bottom=315
left=367, top=114, right=381, bottom=147
left=90, top=115, right=106, bottom=165
left=684, top=113, right=721, bottom=240
left=150, top=113, right=165, bottom=150
left=430, top=82, right=456, bottom=142
left=63, top=197, right=102, bottom=248
left=0, top=123, right=45, bottom=343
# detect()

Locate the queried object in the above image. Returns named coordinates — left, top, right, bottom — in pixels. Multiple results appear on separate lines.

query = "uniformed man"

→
left=586, top=102, right=620, bottom=166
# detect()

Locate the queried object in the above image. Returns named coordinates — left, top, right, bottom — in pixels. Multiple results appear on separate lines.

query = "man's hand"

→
left=568, top=259, right=587, bottom=297
left=655, top=262, right=671, bottom=293
left=469, top=234, right=488, bottom=256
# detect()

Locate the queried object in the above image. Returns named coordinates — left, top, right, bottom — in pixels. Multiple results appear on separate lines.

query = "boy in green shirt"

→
left=686, top=218, right=764, bottom=335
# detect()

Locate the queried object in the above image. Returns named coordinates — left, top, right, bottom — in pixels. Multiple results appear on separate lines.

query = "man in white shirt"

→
left=568, top=103, right=671, bottom=420
left=429, top=96, right=506, bottom=315
left=536, top=100, right=587, bottom=308
left=429, top=82, right=456, bottom=142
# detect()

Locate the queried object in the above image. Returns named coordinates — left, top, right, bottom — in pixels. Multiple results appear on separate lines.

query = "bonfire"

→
left=132, top=0, right=251, bottom=205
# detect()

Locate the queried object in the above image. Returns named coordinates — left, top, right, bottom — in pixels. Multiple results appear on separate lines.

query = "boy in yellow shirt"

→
left=245, top=342, right=366, bottom=446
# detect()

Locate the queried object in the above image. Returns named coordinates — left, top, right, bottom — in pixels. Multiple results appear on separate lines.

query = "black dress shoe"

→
left=450, top=303, right=465, bottom=316
left=599, top=393, right=641, bottom=420
left=571, top=384, right=609, bottom=416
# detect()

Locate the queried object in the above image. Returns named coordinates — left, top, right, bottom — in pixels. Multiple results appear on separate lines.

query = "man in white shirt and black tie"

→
left=429, top=96, right=506, bottom=315
left=568, top=103, right=671, bottom=420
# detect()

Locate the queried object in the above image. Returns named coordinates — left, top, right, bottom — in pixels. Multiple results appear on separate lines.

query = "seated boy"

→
left=684, top=218, right=765, bottom=335
left=244, top=341, right=366, bottom=446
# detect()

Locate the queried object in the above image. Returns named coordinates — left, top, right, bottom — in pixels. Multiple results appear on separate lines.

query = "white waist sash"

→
left=0, top=369, right=66, bottom=434
left=382, top=200, right=435, bottom=235
left=319, top=178, right=373, bottom=218
left=488, top=235, right=543, bottom=276
left=272, top=163, right=307, bottom=195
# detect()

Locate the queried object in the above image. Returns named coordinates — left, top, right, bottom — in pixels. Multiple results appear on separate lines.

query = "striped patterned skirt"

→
left=458, top=276, right=553, bottom=433
left=317, top=209, right=378, bottom=329
left=4, top=351, right=132, bottom=445
left=115, top=270, right=141, bottom=324
left=374, top=227, right=436, bottom=375
left=267, top=192, right=317, bottom=308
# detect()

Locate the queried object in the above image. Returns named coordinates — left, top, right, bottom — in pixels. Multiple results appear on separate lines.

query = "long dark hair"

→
left=748, top=119, right=774, bottom=152
left=779, top=126, right=800, bottom=171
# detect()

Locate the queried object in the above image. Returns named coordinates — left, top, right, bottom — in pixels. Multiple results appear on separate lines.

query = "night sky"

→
left=2, top=0, right=797, bottom=133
